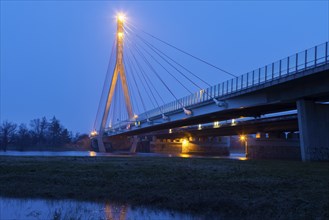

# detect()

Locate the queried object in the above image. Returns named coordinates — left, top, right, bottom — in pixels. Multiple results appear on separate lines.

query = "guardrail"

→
left=111, top=42, right=329, bottom=131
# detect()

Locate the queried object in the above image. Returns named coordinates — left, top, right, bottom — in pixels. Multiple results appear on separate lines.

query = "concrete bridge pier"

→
left=297, top=99, right=329, bottom=161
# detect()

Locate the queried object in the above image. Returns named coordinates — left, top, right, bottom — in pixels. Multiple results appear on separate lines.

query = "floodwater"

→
left=0, top=150, right=246, bottom=160
left=0, top=197, right=203, bottom=220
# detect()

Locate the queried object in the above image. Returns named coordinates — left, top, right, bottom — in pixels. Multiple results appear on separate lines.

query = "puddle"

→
left=0, top=197, right=202, bottom=220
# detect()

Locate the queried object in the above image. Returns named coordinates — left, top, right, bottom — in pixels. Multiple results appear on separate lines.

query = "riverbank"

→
left=0, top=156, right=328, bottom=218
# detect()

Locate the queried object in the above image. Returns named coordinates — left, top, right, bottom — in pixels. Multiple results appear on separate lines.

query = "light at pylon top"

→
left=117, top=13, right=125, bottom=22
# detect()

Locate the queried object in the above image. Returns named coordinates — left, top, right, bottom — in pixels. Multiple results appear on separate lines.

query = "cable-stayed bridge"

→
left=91, top=14, right=329, bottom=161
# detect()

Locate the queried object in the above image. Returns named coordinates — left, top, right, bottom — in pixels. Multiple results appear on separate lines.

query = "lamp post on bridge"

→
left=240, top=135, right=248, bottom=158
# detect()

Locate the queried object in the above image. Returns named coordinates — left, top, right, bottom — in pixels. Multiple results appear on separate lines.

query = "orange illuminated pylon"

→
left=97, top=14, right=133, bottom=152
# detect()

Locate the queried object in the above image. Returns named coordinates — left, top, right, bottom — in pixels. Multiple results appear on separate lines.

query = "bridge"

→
left=91, top=14, right=329, bottom=161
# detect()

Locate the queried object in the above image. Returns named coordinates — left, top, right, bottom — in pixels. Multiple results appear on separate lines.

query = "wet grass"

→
left=0, top=156, right=328, bottom=218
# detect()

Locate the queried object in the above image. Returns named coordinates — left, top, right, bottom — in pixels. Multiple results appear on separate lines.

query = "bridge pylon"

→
left=97, top=14, right=133, bottom=152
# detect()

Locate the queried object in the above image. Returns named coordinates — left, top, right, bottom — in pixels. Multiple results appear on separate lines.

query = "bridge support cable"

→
left=125, top=24, right=227, bottom=108
left=124, top=37, right=186, bottom=111
left=123, top=61, right=142, bottom=118
left=108, top=81, right=118, bottom=130
left=124, top=29, right=166, bottom=107
left=123, top=53, right=150, bottom=120
left=93, top=40, right=116, bottom=131
left=122, top=29, right=183, bottom=106
left=123, top=61, right=141, bottom=118
left=136, top=35, right=208, bottom=90
left=135, top=34, right=212, bottom=88
left=137, top=37, right=226, bottom=107
left=125, top=22, right=236, bottom=78
left=129, top=37, right=194, bottom=95
left=129, top=41, right=194, bottom=115
left=124, top=27, right=195, bottom=98
left=125, top=42, right=166, bottom=117
left=135, top=35, right=221, bottom=104
left=130, top=40, right=195, bottom=99
left=124, top=29, right=165, bottom=119
left=127, top=55, right=157, bottom=111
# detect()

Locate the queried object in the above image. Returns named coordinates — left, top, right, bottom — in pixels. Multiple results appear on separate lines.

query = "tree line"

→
left=0, top=116, right=84, bottom=151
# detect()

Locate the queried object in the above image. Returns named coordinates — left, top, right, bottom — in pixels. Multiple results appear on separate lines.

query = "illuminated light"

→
left=89, top=151, right=96, bottom=157
left=90, top=130, right=98, bottom=136
left=214, top=121, right=220, bottom=128
left=117, top=32, right=124, bottom=38
left=256, top=132, right=261, bottom=139
left=133, top=114, right=138, bottom=119
left=239, top=135, right=247, bottom=141
left=231, top=119, right=236, bottom=126
left=198, top=124, right=202, bottom=130
left=117, top=13, right=125, bottom=22
left=183, top=107, right=192, bottom=115
left=182, top=139, right=189, bottom=146
left=135, top=121, right=140, bottom=127
left=169, top=129, right=172, bottom=134
left=200, top=89, right=204, bottom=96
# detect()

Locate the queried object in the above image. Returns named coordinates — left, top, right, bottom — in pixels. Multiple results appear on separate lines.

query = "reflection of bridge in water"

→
left=91, top=14, right=329, bottom=161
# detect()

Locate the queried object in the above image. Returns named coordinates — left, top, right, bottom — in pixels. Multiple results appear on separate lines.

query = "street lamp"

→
left=239, top=135, right=248, bottom=157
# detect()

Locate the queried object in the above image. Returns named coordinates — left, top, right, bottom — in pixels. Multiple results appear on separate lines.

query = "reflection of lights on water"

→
left=89, top=151, right=96, bottom=157
left=181, top=139, right=189, bottom=153
left=237, top=157, right=247, bottom=161
left=179, top=154, right=191, bottom=158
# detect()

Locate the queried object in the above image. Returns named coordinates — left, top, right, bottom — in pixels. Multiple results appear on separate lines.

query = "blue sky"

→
left=1, top=1, right=328, bottom=134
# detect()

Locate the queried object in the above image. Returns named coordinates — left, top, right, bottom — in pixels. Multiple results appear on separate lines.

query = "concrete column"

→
left=297, top=100, right=329, bottom=161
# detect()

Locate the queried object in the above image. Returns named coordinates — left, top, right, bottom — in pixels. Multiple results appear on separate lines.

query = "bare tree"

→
left=0, top=121, right=17, bottom=151
left=30, top=117, right=48, bottom=145
left=16, top=123, right=32, bottom=149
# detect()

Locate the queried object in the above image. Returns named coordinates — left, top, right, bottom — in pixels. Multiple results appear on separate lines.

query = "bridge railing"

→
left=111, top=42, right=328, bottom=130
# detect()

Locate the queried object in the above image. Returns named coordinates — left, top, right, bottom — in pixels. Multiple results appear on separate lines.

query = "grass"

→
left=0, top=156, right=328, bottom=218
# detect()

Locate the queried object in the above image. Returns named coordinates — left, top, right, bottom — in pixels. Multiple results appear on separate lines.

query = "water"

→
left=0, top=197, right=201, bottom=220
left=0, top=150, right=246, bottom=160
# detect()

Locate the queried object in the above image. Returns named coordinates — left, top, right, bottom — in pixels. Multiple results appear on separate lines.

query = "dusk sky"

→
left=1, top=1, right=328, bottom=134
